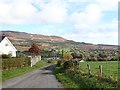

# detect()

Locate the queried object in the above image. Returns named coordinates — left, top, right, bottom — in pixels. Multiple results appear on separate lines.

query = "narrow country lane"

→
left=2, top=65, right=64, bottom=89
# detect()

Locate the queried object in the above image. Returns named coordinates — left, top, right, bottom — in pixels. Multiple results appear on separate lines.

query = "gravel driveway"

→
left=2, top=65, right=64, bottom=89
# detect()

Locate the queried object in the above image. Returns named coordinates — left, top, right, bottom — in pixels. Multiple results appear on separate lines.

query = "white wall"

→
left=0, top=37, right=17, bottom=57
left=30, top=56, right=41, bottom=67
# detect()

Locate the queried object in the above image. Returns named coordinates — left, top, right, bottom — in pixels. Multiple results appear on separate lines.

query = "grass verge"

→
left=2, top=60, right=50, bottom=82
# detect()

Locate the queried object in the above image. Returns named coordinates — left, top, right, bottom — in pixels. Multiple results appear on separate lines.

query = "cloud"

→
left=0, top=0, right=68, bottom=24
left=68, top=3, right=102, bottom=27
left=0, top=0, right=118, bottom=24
left=0, top=0, right=36, bottom=24
left=0, top=0, right=118, bottom=45
left=95, top=0, right=118, bottom=11
left=35, top=0, right=67, bottom=23
left=63, top=19, right=118, bottom=45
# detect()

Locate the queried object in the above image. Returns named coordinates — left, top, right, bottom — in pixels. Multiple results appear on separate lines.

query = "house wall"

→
left=0, top=37, right=17, bottom=57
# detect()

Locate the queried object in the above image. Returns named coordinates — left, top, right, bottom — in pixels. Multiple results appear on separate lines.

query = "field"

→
left=54, top=61, right=119, bottom=88
left=79, top=61, right=118, bottom=80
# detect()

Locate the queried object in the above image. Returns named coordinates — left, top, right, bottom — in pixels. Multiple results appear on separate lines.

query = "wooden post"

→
left=78, top=62, right=80, bottom=69
left=87, top=64, right=91, bottom=75
left=99, top=65, right=102, bottom=77
left=79, top=63, right=80, bottom=69
left=73, top=62, right=74, bottom=70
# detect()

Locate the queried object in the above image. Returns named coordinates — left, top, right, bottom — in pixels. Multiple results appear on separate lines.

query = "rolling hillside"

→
left=1, top=31, right=118, bottom=51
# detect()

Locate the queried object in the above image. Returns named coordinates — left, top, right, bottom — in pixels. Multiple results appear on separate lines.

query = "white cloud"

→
left=95, top=0, right=119, bottom=11
left=0, top=0, right=118, bottom=24
left=11, top=2, right=37, bottom=19
left=65, top=0, right=119, bottom=11
left=0, top=0, right=36, bottom=24
left=65, top=0, right=94, bottom=3
left=63, top=18, right=118, bottom=45
left=36, top=1, right=67, bottom=23
left=0, top=0, right=118, bottom=45
left=0, top=0, right=68, bottom=24
left=69, top=4, right=102, bottom=26
left=63, top=30, right=118, bottom=45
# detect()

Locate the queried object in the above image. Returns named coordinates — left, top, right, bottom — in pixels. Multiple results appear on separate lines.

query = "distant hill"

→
left=2, top=30, right=66, bottom=41
left=1, top=30, right=118, bottom=51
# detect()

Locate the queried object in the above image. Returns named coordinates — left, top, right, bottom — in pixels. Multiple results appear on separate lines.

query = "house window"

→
left=5, top=43, right=8, bottom=46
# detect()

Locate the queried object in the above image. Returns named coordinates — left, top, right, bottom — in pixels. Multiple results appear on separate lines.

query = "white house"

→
left=0, top=34, right=17, bottom=57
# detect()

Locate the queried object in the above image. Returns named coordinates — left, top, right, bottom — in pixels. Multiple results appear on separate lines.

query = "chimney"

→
left=2, top=34, right=6, bottom=40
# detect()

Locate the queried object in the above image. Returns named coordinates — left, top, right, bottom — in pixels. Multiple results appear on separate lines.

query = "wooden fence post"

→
left=99, top=65, right=102, bottom=77
left=73, top=62, right=75, bottom=70
left=87, top=64, right=91, bottom=75
left=79, top=63, right=80, bottom=69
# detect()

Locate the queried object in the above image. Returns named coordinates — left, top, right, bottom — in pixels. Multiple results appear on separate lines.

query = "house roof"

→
left=0, top=34, right=6, bottom=42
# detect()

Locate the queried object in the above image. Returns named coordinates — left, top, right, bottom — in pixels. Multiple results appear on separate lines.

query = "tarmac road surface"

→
left=2, top=65, right=64, bottom=89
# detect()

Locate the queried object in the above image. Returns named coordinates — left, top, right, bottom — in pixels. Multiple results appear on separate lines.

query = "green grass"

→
left=53, top=61, right=119, bottom=89
left=0, top=70, right=2, bottom=83
left=79, top=61, right=118, bottom=80
left=53, top=67, right=118, bottom=89
left=2, top=60, right=50, bottom=82
left=53, top=67, right=79, bottom=88
left=47, top=60, right=57, bottom=64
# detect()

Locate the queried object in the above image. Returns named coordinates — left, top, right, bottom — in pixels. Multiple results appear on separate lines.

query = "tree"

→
left=71, top=52, right=77, bottom=59
left=28, top=43, right=40, bottom=55
left=71, top=52, right=83, bottom=59
left=63, top=53, right=73, bottom=60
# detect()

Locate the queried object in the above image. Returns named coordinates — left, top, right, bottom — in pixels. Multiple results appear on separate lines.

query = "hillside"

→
left=2, top=31, right=66, bottom=41
left=1, top=31, right=118, bottom=51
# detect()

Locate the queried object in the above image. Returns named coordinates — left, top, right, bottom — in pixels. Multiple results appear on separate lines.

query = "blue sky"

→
left=0, top=0, right=118, bottom=45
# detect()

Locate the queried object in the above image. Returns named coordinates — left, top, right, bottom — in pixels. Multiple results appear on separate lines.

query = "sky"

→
left=0, top=0, right=119, bottom=45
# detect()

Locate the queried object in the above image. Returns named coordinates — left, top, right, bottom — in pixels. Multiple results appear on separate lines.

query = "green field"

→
left=79, top=61, right=118, bottom=80
left=53, top=61, right=119, bottom=88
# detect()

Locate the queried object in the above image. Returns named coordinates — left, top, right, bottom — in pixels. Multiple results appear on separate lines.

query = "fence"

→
left=77, top=64, right=117, bottom=84
left=30, top=55, right=41, bottom=67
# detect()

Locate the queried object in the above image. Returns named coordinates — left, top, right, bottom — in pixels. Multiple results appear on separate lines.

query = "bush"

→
left=57, top=60, right=62, bottom=67
left=63, top=60, right=73, bottom=69
left=2, top=54, right=11, bottom=58
left=63, top=54, right=73, bottom=60
left=47, top=60, right=51, bottom=63
left=2, top=57, right=31, bottom=70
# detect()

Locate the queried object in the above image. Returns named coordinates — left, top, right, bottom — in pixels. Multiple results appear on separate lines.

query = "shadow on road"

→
left=40, top=64, right=56, bottom=75
left=40, top=64, right=56, bottom=71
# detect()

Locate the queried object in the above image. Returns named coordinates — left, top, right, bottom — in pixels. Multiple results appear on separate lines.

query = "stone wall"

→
left=30, top=55, right=41, bottom=67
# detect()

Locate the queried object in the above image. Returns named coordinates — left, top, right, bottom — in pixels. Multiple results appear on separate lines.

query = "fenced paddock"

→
left=79, top=61, right=118, bottom=80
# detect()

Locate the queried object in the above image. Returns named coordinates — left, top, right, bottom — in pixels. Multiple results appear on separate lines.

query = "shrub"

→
left=47, top=60, right=51, bottom=63
left=63, top=60, right=74, bottom=69
left=63, top=53, right=73, bottom=60
left=2, top=57, right=31, bottom=70
left=2, top=54, right=11, bottom=58
left=57, top=60, right=62, bottom=67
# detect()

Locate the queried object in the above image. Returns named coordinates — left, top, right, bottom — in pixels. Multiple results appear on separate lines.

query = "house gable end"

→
left=1, top=37, right=17, bottom=51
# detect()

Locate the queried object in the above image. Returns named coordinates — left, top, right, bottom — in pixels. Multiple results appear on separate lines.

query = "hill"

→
left=1, top=30, right=118, bottom=51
